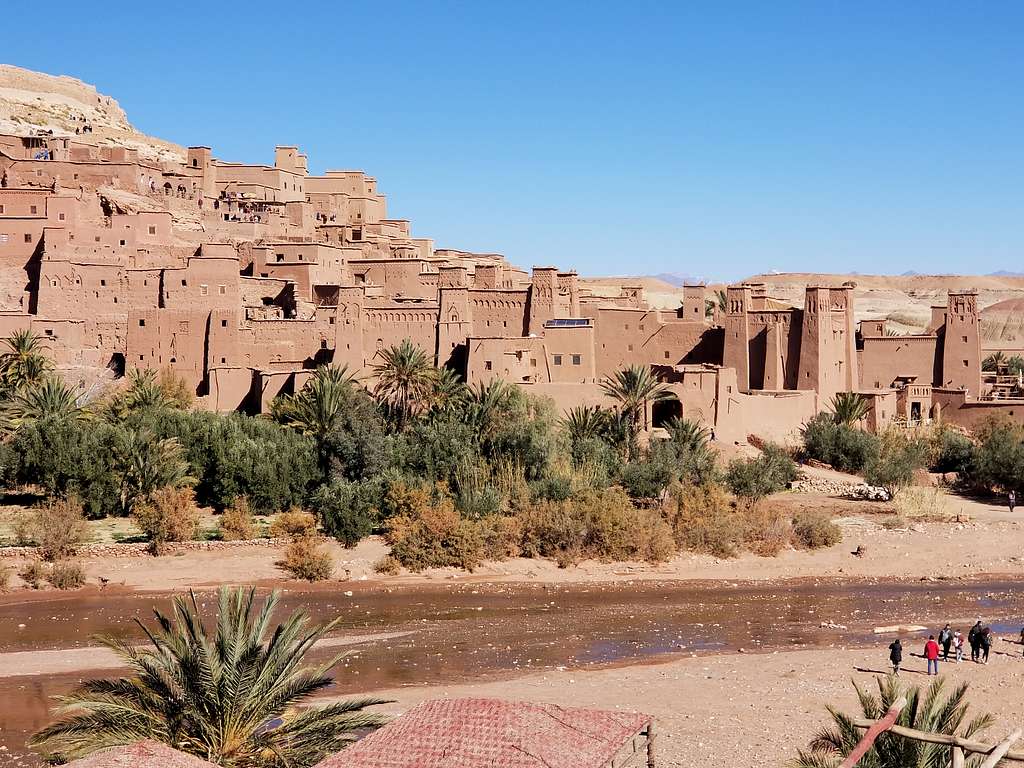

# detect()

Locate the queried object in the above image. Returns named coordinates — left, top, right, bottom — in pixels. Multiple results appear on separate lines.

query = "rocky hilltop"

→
left=0, top=63, right=182, bottom=164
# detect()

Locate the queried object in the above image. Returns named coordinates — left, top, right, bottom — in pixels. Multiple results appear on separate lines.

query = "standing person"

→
left=939, top=624, right=953, bottom=660
left=954, top=629, right=964, bottom=663
left=980, top=627, right=992, bottom=664
left=889, top=638, right=903, bottom=676
left=1010, top=490, right=1017, bottom=513
left=925, top=634, right=940, bottom=676
left=969, top=620, right=982, bottom=662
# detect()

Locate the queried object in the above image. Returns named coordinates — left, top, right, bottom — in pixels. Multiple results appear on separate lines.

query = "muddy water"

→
left=1, top=578, right=1022, bottom=765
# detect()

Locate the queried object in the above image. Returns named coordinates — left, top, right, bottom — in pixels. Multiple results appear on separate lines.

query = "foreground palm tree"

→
left=0, top=328, right=53, bottom=393
left=600, top=365, right=671, bottom=454
left=31, top=587, right=389, bottom=766
left=830, top=392, right=871, bottom=426
left=0, top=376, right=86, bottom=432
left=791, top=675, right=993, bottom=768
left=428, top=366, right=469, bottom=415
left=372, top=339, right=437, bottom=429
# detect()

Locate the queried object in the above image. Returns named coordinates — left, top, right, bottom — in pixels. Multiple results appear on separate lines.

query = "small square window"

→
left=320, top=339, right=328, bottom=349
left=0, top=205, right=4, bottom=213
left=961, top=335, right=968, bottom=343
left=219, top=285, right=226, bottom=295
left=329, top=317, right=335, bottom=325
left=553, top=355, right=563, bottom=366
left=24, top=233, right=32, bottom=243
left=30, top=205, right=37, bottom=214
left=200, top=285, right=209, bottom=296
left=484, top=361, right=492, bottom=371
left=530, top=358, right=537, bottom=367
left=664, top=350, right=671, bottom=359
left=181, top=279, right=187, bottom=286
left=119, top=239, right=126, bottom=246
left=58, top=212, right=65, bottom=221
left=44, top=328, right=53, bottom=336
left=963, top=359, right=969, bottom=367
left=572, top=354, right=581, bottom=366
left=100, top=279, right=106, bottom=286
left=148, top=226, right=156, bottom=235
left=628, top=344, right=633, bottom=352
left=139, top=319, right=146, bottom=327
left=221, top=319, right=228, bottom=328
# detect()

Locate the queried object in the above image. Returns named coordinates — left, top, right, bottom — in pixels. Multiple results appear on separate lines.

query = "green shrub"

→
left=864, top=429, right=927, bottom=498
left=143, top=410, right=319, bottom=514
left=310, top=480, right=377, bottom=547
left=930, top=427, right=975, bottom=475
left=278, top=537, right=334, bottom=581
left=802, top=413, right=880, bottom=472
left=792, top=511, right=842, bottom=549
left=47, top=561, right=86, bottom=590
left=725, top=444, right=797, bottom=509
left=962, top=417, right=1024, bottom=493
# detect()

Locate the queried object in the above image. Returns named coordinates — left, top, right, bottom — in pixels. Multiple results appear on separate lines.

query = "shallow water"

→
left=0, top=577, right=1022, bottom=765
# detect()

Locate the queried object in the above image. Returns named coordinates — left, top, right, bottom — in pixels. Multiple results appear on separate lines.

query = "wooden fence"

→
left=842, top=696, right=1024, bottom=767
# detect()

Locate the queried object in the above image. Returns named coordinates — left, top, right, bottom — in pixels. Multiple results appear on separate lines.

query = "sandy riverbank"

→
left=350, top=643, right=1024, bottom=768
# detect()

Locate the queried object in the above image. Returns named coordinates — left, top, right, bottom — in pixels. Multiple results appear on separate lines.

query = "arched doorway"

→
left=652, top=396, right=682, bottom=428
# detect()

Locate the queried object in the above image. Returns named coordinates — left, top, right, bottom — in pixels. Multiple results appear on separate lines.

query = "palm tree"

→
left=600, top=365, right=671, bottom=455
left=791, top=675, right=993, bottom=768
left=705, top=288, right=727, bottom=319
left=982, top=352, right=1005, bottom=372
left=830, top=392, right=871, bottom=427
left=1006, top=356, right=1024, bottom=377
left=114, top=428, right=194, bottom=516
left=0, top=376, right=86, bottom=432
left=372, top=340, right=437, bottom=430
left=0, top=329, right=53, bottom=393
left=429, top=367, right=469, bottom=415
left=465, top=379, right=515, bottom=443
left=30, top=587, right=389, bottom=766
left=664, top=416, right=711, bottom=450
left=274, top=365, right=359, bottom=441
left=562, top=405, right=610, bottom=444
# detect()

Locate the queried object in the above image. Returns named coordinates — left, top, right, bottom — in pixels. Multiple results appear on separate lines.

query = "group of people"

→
left=888, top=621, right=998, bottom=676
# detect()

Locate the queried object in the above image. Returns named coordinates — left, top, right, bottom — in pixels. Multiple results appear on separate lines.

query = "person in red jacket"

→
left=925, top=634, right=940, bottom=675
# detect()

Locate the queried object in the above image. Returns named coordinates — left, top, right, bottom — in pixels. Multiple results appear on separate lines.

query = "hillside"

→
left=0, top=63, right=183, bottom=163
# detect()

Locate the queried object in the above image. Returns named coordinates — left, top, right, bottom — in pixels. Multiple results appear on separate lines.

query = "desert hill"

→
left=0, top=63, right=182, bottom=164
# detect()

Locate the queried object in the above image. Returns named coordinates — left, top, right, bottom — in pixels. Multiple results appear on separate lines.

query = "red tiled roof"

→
left=315, top=697, right=652, bottom=768
left=65, top=740, right=217, bottom=768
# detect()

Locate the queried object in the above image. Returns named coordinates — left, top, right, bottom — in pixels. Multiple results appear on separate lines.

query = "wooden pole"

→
left=980, top=729, right=1023, bottom=768
left=645, top=721, right=655, bottom=768
left=852, top=720, right=1024, bottom=763
left=951, top=746, right=965, bottom=768
left=839, top=696, right=907, bottom=768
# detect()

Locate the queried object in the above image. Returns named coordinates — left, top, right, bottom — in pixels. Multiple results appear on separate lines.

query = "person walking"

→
left=1010, top=490, right=1017, bottom=513
left=953, top=630, right=964, bottom=663
left=980, top=627, right=992, bottom=664
left=925, top=634, right=940, bottom=676
left=939, top=624, right=953, bottom=660
left=969, top=620, right=982, bottom=662
left=889, top=638, right=903, bottom=676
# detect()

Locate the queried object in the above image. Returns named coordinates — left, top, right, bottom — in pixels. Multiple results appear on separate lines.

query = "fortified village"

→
left=0, top=67, right=1021, bottom=444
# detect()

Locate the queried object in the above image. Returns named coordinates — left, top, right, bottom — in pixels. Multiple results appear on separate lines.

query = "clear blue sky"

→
left=4, top=1, right=1022, bottom=281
